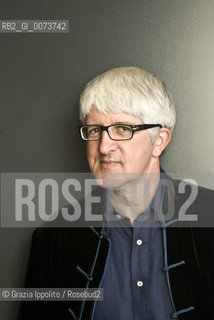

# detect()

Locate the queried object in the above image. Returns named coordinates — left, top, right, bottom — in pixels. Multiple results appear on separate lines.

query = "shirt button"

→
left=137, top=281, right=143, bottom=287
left=136, top=239, right=142, bottom=246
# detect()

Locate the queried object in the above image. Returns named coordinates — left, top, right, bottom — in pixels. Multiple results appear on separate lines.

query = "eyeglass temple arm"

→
left=132, top=124, right=162, bottom=131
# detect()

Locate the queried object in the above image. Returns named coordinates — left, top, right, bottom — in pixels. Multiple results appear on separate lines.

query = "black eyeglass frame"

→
left=79, top=123, right=162, bottom=141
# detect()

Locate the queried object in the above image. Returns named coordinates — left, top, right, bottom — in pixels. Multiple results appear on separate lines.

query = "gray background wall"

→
left=0, top=0, right=214, bottom=319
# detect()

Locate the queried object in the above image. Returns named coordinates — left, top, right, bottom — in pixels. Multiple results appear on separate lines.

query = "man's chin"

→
left=92, top=171, right=139, bottom=189
left=91, top=171, right=120, bottom=189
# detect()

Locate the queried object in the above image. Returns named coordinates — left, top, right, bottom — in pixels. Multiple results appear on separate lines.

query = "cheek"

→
left=87, top=143, right=98, bottom=164
left=124, top=144, right=153, bottom=168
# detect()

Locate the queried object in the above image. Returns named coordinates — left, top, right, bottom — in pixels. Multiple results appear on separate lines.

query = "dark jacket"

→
left=19, top=178, right=214, bottom=320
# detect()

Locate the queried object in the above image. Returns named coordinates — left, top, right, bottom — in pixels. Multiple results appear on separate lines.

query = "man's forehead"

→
left=86, top=108, right=142, bottom=124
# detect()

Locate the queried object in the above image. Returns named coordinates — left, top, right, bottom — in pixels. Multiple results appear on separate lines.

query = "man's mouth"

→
left=100, top=160, right=120, bottom=168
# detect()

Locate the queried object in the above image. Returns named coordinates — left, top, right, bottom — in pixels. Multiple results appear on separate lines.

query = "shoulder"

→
left=162, top=173, right=213, bottom=226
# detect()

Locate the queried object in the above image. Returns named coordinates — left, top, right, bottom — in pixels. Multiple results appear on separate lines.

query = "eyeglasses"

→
left=79, top=123, right=162, bottom=141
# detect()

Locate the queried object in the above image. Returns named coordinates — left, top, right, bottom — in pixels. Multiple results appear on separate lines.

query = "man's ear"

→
left=152, top=128, right=171, bottom=157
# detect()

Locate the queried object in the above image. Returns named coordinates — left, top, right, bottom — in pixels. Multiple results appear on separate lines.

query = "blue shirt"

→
left=93, top=178, right=174, bottom=320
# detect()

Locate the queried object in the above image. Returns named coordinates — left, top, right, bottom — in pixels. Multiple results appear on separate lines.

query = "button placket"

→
left=131, top=226, right=149, bottom=318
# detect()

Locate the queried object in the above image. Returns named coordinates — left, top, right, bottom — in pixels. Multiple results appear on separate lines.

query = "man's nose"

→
left=98, top=131, right=116, bottom=154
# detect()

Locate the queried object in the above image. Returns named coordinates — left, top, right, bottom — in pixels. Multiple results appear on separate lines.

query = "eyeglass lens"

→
left=82, top=124, right=133, bottom=140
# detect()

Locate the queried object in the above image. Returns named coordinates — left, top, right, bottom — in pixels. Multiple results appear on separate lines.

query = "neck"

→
left=109, top=169, right=161, bottom=225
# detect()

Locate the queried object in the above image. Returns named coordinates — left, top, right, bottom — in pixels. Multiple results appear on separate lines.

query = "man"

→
left=19, top=67, right=214, bottom=320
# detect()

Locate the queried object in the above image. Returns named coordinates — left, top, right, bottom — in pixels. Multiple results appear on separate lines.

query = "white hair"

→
left=79, top=67, right=176, bottom=142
